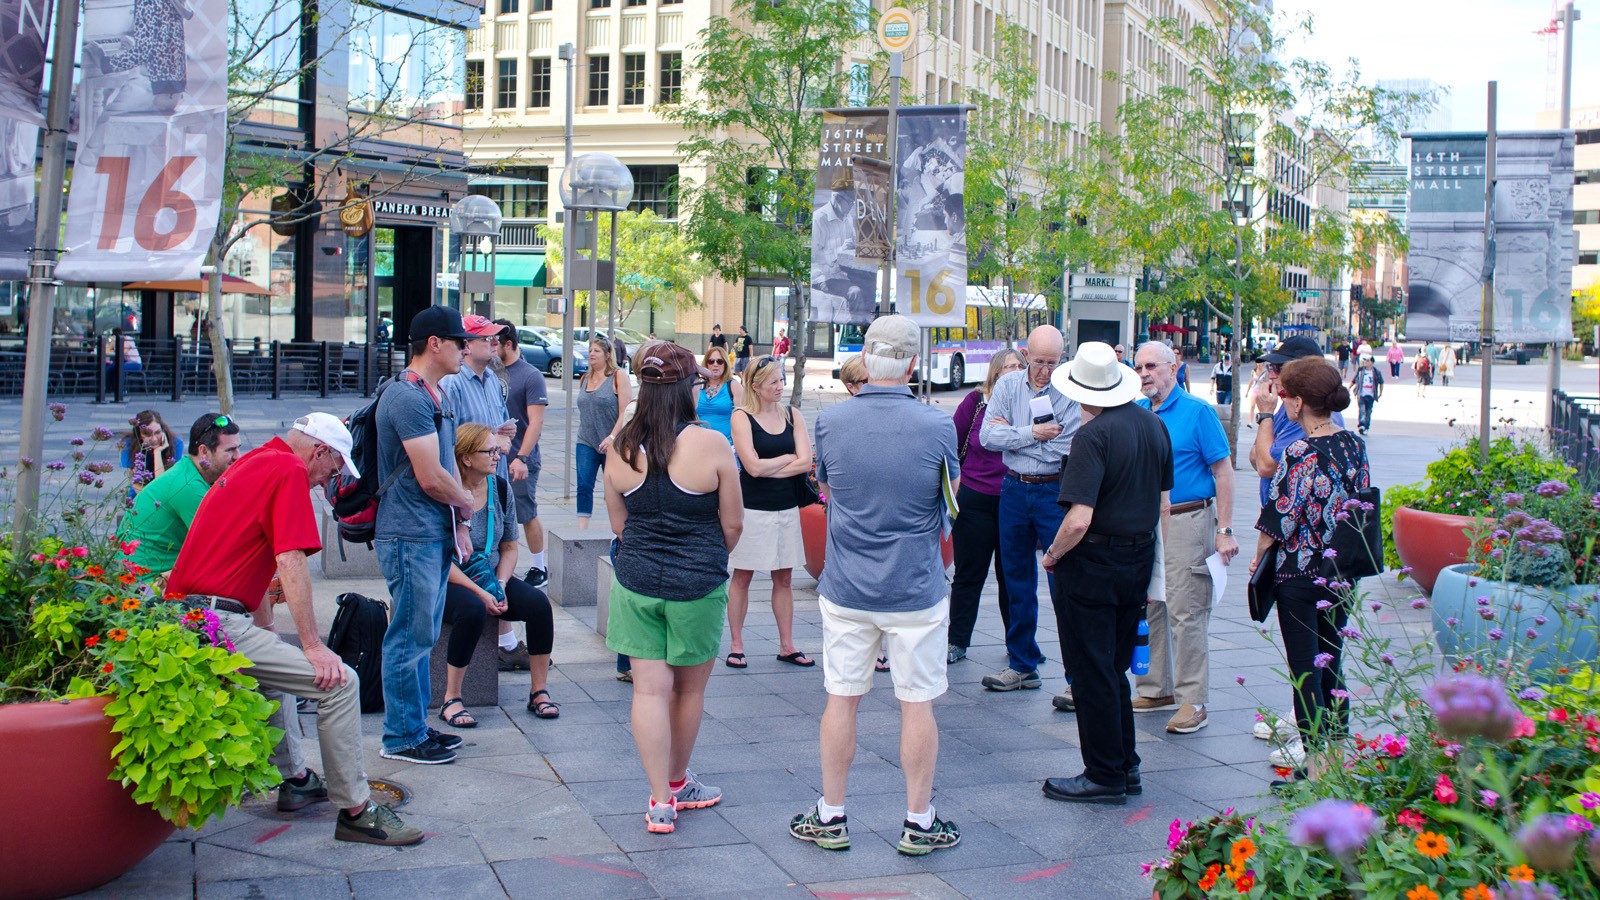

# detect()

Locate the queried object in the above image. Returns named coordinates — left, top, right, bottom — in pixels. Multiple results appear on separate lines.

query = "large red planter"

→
left=0, top=696, right=175, bottom=899
left=1391, top=506, right=1482, bottom=594
left=799, top=504, right=953, bottom=582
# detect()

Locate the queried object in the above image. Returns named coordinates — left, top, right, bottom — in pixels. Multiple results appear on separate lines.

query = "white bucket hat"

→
left=1051, top=342, right=1142, bottom=408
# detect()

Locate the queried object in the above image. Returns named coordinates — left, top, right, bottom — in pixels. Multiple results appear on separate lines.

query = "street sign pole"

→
left=1480, top=82, right=1497, bottom=468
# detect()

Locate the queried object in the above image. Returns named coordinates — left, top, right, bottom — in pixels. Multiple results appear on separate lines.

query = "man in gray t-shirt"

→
left=375, top=306, right=477, bottom=767
left=789, top=315, right=962, bottom=858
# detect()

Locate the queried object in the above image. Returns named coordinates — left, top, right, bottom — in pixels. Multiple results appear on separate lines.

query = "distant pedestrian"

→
left=1174, top=347, right=1190, bottom=391
left=1413, top=349, right=1433, bottom=397
left=773, top=327, right=792, bottom=383
left=1114, top=344, right=1133, bottom=369
left=575, top=337, right=631, bottom=529
left=1038, top=342, right=1172, bottom=805
left=708, top=323, right=728, bottom=351
left=727, top=355, right=813, bottom=669
left=732, top=325, right=754, bottom=373
left=791, top=315, right=962, bottom=856
left=1386, top=340, right=1404, bottom=377
left=1210, top=355, right=1233, bottom=406
left=1437, top=343, right=1455, bottom=386
left=120, top=412, right=242, bottom=578
left=947, top=348, right=1024, bottom=664
left=1350, top=354, right=1383, bottom=434
left=1335, top=342, right=1351, bottom=376
left=604, top=341, right=742, bottom=834
left=695, top=346, right=743, bottom=444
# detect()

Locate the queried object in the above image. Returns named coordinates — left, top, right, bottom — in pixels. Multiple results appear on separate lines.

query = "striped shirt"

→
left=441, top=364, right=510, bottom=477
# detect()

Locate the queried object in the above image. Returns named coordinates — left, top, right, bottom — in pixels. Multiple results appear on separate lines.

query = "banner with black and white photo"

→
left=850, top=155, right=890, bottom=262
left=0, top=0, right=51, bottom=280
left=809, top=111, right=886, bottom=325
left=894, top=108, right=967, bottom=328
left=56, top=0, right=229, bottom=281
left=1405, top=132, right=1576, bottom=343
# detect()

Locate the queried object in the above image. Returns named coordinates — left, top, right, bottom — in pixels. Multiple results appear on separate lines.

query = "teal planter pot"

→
left=1431, top=563, right=1600, bottom=674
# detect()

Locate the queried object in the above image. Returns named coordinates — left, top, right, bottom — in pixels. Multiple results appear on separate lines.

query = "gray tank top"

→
left=577, top=370, right=619, bottom=449
left=614, top=425, right=729, bottom=601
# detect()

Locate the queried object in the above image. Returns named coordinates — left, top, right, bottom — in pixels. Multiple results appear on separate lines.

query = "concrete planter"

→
left=799, top=504, right=953, bottom=582
left=1392, top=506, right=1481, bottom=593
left=1431, top=563, right=1600, bottom=674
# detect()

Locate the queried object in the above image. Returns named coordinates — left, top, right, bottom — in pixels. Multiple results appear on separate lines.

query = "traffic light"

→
left=1351, top=284, right=1364, bottom=304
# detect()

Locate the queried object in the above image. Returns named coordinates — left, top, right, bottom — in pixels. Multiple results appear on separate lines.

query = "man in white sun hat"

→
left=1036, top=342, right=1174, bottom=805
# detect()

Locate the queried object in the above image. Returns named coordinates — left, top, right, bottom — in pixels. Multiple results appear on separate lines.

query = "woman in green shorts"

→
left=603, top=341, right=744, bottom=835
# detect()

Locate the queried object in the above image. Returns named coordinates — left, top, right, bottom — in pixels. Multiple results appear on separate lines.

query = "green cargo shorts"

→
left=605, top=581, right=729, bottom=666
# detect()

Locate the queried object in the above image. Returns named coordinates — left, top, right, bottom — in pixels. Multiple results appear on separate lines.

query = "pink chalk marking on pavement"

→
left=254, top=824, right=292, bottom=844
left=812, top=893, right=910, bottom=899
left=1011, top=862, right=1072, bottom=882
left=550, top=856, right=647, bottom=879
left=1124, top=803, right=1155, bottom=824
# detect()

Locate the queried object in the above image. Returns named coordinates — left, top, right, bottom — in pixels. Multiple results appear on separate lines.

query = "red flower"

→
left=1397, top=809, right=1428, bottom=832
left=1587, top=735, right=1599, bottom=753
left=117, top=574, right=136, bottom=585
left=1234, top=872, right=1255, bottom=892
left=85, top=565, right=105, bottom=576
left=84, top=635, right=100, bottom=647
left=1549, top=708, right=1570, bottom=724
left=101, top=663, right=113, bottom=673
left=184, top=609, right=205, bottom=623
left=120, top=598, right=140, bottom=611
left=163, top=589, right=183, bottom=600
left=129, top=564, right=151, bottom=576
left=1434, top=773, right=1458, bottom=804
left=1198, top=863, right=1221, bottom=891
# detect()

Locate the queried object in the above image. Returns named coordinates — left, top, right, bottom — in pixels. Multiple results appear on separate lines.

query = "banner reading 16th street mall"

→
left=56, top=0, right=228, bottom=281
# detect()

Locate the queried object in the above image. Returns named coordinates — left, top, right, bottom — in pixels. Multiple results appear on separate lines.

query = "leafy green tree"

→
left=663, top=0, right=867, bottom=405
left=1063, top=0, right=1432, bottom=460
left=537, top=210, right=710, bottom=327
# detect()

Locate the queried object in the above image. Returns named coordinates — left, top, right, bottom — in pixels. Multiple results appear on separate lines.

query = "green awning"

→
left=494, top=253, right=546, bottom=287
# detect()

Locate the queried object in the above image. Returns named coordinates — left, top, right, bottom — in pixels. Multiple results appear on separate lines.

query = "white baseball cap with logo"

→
left=292, top=412, right=361, bottom=479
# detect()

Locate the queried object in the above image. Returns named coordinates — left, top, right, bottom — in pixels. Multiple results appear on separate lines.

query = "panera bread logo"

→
left=372, top=200, right=450, bottom=219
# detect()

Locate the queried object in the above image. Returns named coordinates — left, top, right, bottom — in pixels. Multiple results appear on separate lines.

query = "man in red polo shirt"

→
left=167, top=413, right=423, bottom=846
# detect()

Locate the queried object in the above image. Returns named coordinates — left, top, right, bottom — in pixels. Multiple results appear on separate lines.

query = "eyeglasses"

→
left=1134, top=362, right=1168, bottom=373
left=474, top=448, right=502, bottom=458
left=707, top=359, right=726, bottom=366
left=1028, top=358, right=1061, bottom=370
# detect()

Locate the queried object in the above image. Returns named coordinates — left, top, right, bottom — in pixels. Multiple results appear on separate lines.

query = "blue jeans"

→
left=376, top=537, right=451, bottom=752
left=997, top=475, right=1069, bottom=677
left=575, top=442, right=606, bottom=517
left=1358, top=395, right=1375, bottom=431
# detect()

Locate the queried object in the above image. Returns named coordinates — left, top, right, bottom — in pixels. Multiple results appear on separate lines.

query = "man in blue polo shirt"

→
left=1131, top=341, right=1238, bottom=736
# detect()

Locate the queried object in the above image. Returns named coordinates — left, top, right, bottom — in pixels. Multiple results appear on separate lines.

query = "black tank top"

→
left=614, top=423, right=729, bottom=601
left=736, top=409, right=800, bottom=512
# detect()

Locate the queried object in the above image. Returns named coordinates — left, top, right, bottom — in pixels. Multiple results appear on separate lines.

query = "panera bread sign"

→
left=372, top=199, right=451, bottom=223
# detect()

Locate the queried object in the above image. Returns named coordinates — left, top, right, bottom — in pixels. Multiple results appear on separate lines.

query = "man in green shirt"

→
left=120, top=413, right=243, bottom=574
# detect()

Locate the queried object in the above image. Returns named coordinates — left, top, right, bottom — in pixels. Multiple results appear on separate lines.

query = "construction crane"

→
left=1539, top=0, right=1564, bottom=111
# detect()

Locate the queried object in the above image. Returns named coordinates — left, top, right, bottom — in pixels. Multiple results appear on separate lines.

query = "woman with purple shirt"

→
left=946, top=348, right=1025, bottom=664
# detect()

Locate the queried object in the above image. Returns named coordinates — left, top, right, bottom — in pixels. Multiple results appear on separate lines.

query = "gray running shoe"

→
left=897, top=815, right=961, bottom=856
left=671, top=771, right=722, bottom=810
left=276, top=768, right=329, bottom=812
left=981, top=667, right=1041, bottom=691
left=645, top=798, right=677, bottom=834
left=789, top=805, right=850, bottom=851
left=335, top=802, right=424, bottom=846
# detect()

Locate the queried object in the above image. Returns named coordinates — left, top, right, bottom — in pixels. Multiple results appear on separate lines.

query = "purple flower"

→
left=1489, top=628, right=1505, bottom=641
left=1580, top=792, right=1600, bottom=811
left=1476, top=596, right=1492, bottom=606
left=1447, top=616, right=1461, bottom=627
left=1399, top=566, right=1414, bottom=575
left=47, top=402, right=65, bottom=421
left=1321, top=548, right=1337, bottom=559
left=1502, top=492, right=1525, bottom=508
left=1480, top=608, right=1497, bottom=620
left=1330, top=688, right=1350, bottom=700
left=1380, top=652, right=1396, bottom=666
left=1535, top=480, right=1570, bottom=498
left=1592, top=492, right=1600, bottom=511
left=1526, top=628, right=1541, bottom=640
left=1518, top=813, right=1579, bottom=871
left=1497, top=880, right=1563, bottom=900
left=1567, top=815, right=1594, bottom=833
left=69, top=437, right=84, bottom=447
left=1313, top=576, right=1329, bottom=587
left=1287, top=799, right=1377, bottom=855
left=1368, top=601, right=1382, bottom=612
left=1410, top=598, right=1429, bottom=610
left=1236, top=675, right=1246, bottom=685
left=1426, top=674, right=1521, bottom=742
left=1533, top=615, right=1548, bottom=626
left=1313, top=653, right=1334, bottom=668
left=91, top=427, right=114, bottom=441
left=1316, top=599, right=1333, bottom=610
left=45, top=461, right=65, bottom=471
left=1518, top=688, right=1546, bottom=701
left=77, top=471, right=94, bottom=485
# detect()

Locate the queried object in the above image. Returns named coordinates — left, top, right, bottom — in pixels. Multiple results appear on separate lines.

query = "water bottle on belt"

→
left=1131, top=610, right=1150, bottom=676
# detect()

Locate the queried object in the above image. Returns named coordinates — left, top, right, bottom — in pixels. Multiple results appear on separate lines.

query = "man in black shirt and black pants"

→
left=1037, top=342, right=1174, bottom=804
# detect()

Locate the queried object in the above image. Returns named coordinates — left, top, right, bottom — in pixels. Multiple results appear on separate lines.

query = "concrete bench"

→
left=318, top=509, right=382, bottom=578
left=596, top=557, right=613, bottom=637
left=547, top=528, right=614, bottom=608
left=428, top=618, right=501, bottom=708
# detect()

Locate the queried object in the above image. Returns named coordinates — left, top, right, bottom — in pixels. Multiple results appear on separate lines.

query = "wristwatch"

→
left=1255, top=412, right=1274, bottom=424
left=1216, top=527, right=1235, bottom=536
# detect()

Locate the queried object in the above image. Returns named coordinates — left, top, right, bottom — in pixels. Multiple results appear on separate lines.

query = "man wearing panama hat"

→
left=1036, top=342, right=1174, bottom=804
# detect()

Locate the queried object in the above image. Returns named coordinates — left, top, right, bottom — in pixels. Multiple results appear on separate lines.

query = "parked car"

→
left=516, top=326, right=589, bottom=380
left=572, top=326, right=651, bottom=364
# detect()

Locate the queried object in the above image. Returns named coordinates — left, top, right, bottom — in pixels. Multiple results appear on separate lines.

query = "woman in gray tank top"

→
left=603, top=341, right=743, bottom=835
left=574, top=338, right=631, bottom=528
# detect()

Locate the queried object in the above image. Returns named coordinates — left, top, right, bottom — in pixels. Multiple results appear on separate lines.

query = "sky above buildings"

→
left=1282, top=0, right=1600, bottom=130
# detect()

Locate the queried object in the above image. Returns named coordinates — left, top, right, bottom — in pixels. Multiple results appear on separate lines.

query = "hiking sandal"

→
left=527, top=689, right=560, bottom=719
left=438, top=697, right=477, bottom=728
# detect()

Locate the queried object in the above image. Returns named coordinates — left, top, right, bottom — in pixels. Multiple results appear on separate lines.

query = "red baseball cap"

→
left=461, top=314, right=503, bottom=337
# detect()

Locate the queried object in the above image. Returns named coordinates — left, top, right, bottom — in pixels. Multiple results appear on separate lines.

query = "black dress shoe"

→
left=1043, top=773, right=1127, bottom=804
left=1125, top=766, right=1142, bottom=796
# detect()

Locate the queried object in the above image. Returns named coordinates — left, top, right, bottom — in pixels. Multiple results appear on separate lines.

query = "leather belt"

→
left=1169, top=497, right=1214, bottom=516
left=1081, top=531, right=1157, bottom=549
left=1008, top=470, right=1059, bottom=484
left=176, top=594, right=250, bottom=615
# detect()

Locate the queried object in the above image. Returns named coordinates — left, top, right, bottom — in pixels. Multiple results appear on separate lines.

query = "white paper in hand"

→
left=1205, top=552, right=1227, bottom=606
left=1028, top=394, right=1055, bottom=423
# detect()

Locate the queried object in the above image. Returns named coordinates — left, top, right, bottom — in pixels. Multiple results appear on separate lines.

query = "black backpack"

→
left=330, top=374, right=443, bottom=547
left=326, top=592, right=390, bottom=713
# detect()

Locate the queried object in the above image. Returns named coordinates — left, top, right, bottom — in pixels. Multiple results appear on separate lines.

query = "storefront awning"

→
left=495, top=253, right=546, bottom=288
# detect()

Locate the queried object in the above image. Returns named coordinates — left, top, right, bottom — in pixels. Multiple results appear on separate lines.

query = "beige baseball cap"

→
left=863, top=314, right=920, bottom=360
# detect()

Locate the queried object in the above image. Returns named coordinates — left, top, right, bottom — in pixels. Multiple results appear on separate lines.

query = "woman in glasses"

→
left=726, top=355, right=815, bottom=669
left=121, top=409, right=183, bottom=497
left=438, top=423, right=558, bottom=727
left=575, top=338, right=632, bottom=529
left=946, top=348, right=1025, bottom=664
left=696, top=346, right=744, bottom=444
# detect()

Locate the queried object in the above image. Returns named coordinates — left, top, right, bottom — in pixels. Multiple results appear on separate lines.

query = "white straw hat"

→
left=1051, top=342, right=1142, bottom=408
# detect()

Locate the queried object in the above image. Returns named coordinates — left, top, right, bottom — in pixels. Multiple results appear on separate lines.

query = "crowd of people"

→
left=114, top=304, right=1373, bottom=853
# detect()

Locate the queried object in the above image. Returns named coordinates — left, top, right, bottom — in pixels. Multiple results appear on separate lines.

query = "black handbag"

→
left=1248, top=550, right=1278, bottom=623
left=795, top=473, right=822, bottom=508
left=1321, top=485, right=1383, bottom=582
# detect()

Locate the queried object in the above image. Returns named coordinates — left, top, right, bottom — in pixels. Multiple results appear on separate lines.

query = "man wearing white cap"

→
left=1036, top=343, right=1173, bottom=804
left=166, top=414, right=425, bottom=845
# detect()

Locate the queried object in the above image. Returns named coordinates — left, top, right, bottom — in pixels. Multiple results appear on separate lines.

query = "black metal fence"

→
left=0, top=333, right=406, bottom=402
left=1551, top=391, right=1600, bottom=489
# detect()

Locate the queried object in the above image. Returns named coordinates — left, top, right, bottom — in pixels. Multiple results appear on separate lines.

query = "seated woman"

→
left=439, top=422, right=559, bottom=725
left=121, top=409, right=183, bottom=497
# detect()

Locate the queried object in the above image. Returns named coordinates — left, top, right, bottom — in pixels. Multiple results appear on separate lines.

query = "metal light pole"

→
left=1550, top=1, right=1580, bottom=427
left=15, top=0, right=81, bottom=552
left=1480, top=82, right=1498, bottom=467
left=559, top=42, right=575, bottom=499
left=879, top=52, right=900, bottom=319
left=449, top=195, right=503, bottom=317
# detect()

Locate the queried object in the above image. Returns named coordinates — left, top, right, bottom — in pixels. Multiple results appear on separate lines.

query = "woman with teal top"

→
left=695, top=345, right=743, bottom=443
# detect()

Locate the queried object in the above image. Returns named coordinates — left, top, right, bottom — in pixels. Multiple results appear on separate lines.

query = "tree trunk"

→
left=1228, top=288, right=1243, bottom=466
left=205, top=251, right=236, bottom=414
left=786, top=278, right=808, bottom=408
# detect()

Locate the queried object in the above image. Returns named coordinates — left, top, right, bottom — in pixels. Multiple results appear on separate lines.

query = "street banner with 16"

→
left=894, top=108, right=966, bottom=328
left=56, top=0, right=228, bottom=281
left=0, top=0, right=51, bottom=280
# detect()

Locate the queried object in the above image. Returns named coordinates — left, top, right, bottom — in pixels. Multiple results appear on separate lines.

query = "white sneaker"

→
left=1268, top=740, right=1307, bottom=769
left=1252, top=715, right=1297, bottom=741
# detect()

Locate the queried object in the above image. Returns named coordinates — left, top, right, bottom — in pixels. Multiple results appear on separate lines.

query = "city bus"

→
left=831, top=288, right=1050, bottom=388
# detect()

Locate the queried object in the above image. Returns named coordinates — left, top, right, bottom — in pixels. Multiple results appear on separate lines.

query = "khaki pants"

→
left=217, top=610, right=370, bottom=810
left=1136, top=505, right=1215, bottom=706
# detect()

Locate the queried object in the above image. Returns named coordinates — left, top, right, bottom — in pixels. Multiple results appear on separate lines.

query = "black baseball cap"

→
left=1264, top=336, right=1324, bottom=365
left=409, top=306, right=473, bottom=342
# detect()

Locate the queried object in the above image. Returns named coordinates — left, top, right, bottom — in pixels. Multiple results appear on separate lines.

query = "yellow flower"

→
left=1506, top=864, right=1535, bottom=882
left=1224, top=858, right=1246, bottom=882
left=1413, top=831, right=1449, bottom=859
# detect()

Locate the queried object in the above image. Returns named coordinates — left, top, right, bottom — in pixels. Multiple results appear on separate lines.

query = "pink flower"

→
left=1380, top=734, right=1408, bottom=758
left=1167, top=818, right=1191, bottom=851
left=1580, top=792, right=1600, bottom=811
left=52, top=559, right=68, bottom=570
left=1550, top=708, right=1571, bottom=724
left=1479, top=789, right=1499, bottom=809
left=71, top=546, right=88, bottom=558
left=1397, top=808, right=1428, bottom=832
left=1435, top=773, right=1459, bottom=804
left=1513, top=715, right=1538, bottom=739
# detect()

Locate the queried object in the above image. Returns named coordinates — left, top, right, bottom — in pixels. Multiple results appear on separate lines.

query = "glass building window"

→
left=624, top=0, right=646, bottom=6
left=496, top=59, right=518, bottom=109
left=466, top=60, right=484, bottom=110
left=532, top=0, right=552, bottom=9
left=590, top=0, right=610, bottom=7
left=588, top=55, right=609, bottom=106
left=528, top=57, right=552, bottom=108
left=622, top=54, right=645, bottom=105
left=499, top=0, right=517, bottom=13
left=627, top=165, right=678, bottom=219
left=348, top=6, right=464, bottom=121
left=658, top=52, right=681, bottom=104
left=232, top=0, right=302, bottom=124
left=471, top=167, right=549, bottom=219
left=848, top=62, right=869, bottom=107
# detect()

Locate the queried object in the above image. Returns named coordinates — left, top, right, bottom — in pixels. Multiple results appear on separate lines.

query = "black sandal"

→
left=724, top=652, right=748, bottom=669
left=527, top=690, right=560, bottom=719
left=875, top=656, right=891, bottom=673
left=438, top=697, right=477, bottom=728
left=777, top=651, right=816, bottom=667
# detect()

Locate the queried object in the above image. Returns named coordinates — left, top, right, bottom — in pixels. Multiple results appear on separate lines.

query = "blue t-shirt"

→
left=815, top=385, right=958, bottom=613
left=1138, top=387, right=1228, bottom=504
left=1258, top=406, right=1346, bottom=505
left=375, top=377, right=457, bottom=541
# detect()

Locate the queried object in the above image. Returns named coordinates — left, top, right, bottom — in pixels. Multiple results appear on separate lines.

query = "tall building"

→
left=463, top=0, right=1109, bottom=355
left=1536, top=104, right=1600, bottom=291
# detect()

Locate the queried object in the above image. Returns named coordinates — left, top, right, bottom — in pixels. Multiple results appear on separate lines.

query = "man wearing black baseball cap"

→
left=1248, top=337, right=1343, bottom=506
